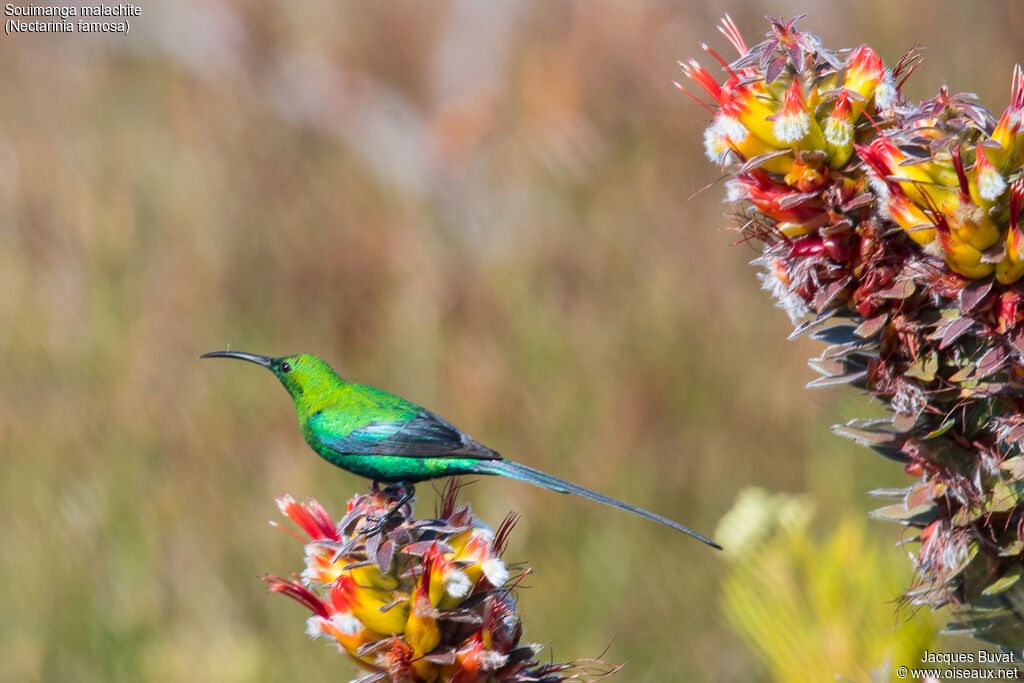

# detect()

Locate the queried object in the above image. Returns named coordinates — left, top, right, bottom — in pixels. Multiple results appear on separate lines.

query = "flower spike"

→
left=685, top=15, right=1024, bottom=648
left=265, top=486, right=617, bottom=680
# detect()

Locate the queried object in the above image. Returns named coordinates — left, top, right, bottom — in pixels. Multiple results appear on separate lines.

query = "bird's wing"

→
left=309, top=409, right=501, bottom=460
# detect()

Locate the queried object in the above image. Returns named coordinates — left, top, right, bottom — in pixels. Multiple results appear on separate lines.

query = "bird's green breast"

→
left=313, top=452, right=483, bottom=483
left=278, top=358, right=493, bottom=482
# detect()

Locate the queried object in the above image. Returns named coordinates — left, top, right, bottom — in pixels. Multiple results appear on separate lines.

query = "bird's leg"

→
left=361, top=482, right=415, bottom=537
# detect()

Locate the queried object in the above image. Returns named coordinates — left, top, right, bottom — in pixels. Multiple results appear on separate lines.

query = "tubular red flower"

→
left=825, top=90, right=854, bottom=147
left=275, top=494, right=341, bottom=542
left=735, top=171, right=828, bottom=232
left=885, top=187, right=937, bottom=246
left=844, top=45, right=885, bottom=102
left=677, top=59, right=722, bottom=108
left=857, top=137, right=951, bottom=209
left=972, top=141, right=1007, bottom=203
left=773, top=79, right=811, bottom=144
left=265, top=576, right=331, bottom=619
left=720, top=76, right=787, bottom=148
left=987, top=66, right=1024, bottom=170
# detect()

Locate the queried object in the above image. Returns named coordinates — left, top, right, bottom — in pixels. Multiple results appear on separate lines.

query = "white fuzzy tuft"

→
left=924, top=239, right=945, bottom=259
left=753, top=259, right=809, bottom=324
left=824, top=118, right=852, bottom=147
left=874, top=71, right=898, bottom=109
left=1011, top=111, right=1023, bottom=137
left=468, top=525, right=495, bottom=543
left=479, top=650, right=509, bottom=671
left=482, top=557, right=509, bottom=587
left=444, top=568, right=472, bottom=599
left=703, top=125, right=734, bottom=165
left=306, top=616, right=328, bottom=639
left=724, top=179, right=748, bottom=204
left=330, top=611, right=363, bottom=636
left=892, top=381, right=925, bottom=417
left=716, top=114, right=748, bottom=142
left=866, top=174, right=891, bottom=205
left=772, top=112, right=809, bottom=144
left=977, top=167, right=1008, bottom=202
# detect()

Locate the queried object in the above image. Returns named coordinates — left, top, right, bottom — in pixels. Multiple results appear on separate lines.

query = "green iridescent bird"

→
left=200, top=350, right=720, bottom=549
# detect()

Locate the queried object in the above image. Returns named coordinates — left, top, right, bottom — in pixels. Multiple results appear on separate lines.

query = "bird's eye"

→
left=280, top=361, right=292, bottom=373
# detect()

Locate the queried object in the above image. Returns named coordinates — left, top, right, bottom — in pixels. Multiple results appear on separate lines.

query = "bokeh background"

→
left=3, top=1, right=1024, bottom=681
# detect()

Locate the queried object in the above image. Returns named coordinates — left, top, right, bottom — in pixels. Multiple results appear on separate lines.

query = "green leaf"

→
left=892, top=409, right=921, bottom=433
left=832, top=418, right=898, bottom=441
left=1000, top=456, right=1024, bottom=481
left=867, top=487, right=912, bottom=499
left=924, top=419, right=957, bottom=439
left=982, top=568, right=1023, bottom=596
left=806, top=370, right=868, bottom=388
left=906, top=352, right=939, bottom=381
left=787, top=310, right=838, bottom=340
left=953, top=505, right=984, bottom=526
left=943, top=541, right=980, bottom=583
left=949, top=364, right=975, bottom=383
left=869, top=502, right=938, bottom=525
left=988, top=481, right=1023, bottom=513
left=1000, top=539, right=1023, bottom=557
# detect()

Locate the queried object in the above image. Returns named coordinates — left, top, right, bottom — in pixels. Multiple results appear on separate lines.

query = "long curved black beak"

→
left=199, top=350, right=274, bottom=368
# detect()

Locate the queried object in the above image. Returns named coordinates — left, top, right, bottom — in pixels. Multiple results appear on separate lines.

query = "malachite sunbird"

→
left=200, top=350, right=721, bottom=549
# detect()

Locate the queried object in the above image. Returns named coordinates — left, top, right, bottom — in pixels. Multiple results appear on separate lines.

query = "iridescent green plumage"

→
left=201, top=350, right=720, bottom=548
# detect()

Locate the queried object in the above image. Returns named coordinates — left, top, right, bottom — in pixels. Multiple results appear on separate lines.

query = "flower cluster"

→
left=684, top=16, right=1024, bottom=646
left=682, top=15, right=1024, bottom=283
left=265, top=482, right=617, bottom=681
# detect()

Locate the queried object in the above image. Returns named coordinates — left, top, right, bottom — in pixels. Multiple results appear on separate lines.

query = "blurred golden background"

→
left=3, top=1, right=1023, bottom=680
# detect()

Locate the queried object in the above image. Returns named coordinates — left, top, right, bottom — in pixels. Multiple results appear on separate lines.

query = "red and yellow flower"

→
left=265, top=484, right=600, bottom=682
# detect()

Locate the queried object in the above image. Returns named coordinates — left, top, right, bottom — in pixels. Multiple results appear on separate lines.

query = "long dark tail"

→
left=471, top=459, right=721, bottom=550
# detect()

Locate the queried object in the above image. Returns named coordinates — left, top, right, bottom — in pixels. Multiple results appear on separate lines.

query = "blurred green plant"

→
left=717, top=487, right=940, bottom=682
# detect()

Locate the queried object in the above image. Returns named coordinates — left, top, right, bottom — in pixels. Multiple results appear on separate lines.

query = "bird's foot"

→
left=361, top=483, right=415, bottom=537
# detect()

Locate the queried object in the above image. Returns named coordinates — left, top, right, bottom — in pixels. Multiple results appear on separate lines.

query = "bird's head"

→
left=199, top=350, right=343, bottom=401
